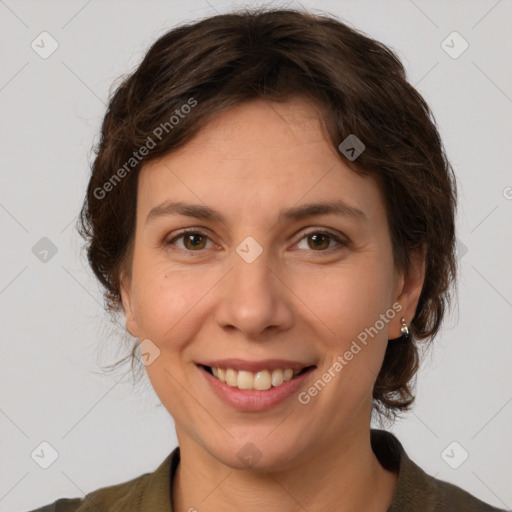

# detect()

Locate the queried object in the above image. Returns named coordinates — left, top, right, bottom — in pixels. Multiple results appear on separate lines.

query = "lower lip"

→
left=198, top=365, right=315, bottom=412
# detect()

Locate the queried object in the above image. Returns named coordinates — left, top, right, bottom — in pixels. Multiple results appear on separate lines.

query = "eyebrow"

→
left=145, top=199, right=368, bottom=225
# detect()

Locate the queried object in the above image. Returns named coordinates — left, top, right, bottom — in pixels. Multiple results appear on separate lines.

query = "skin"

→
left=121, top=98, right=426, bottom=512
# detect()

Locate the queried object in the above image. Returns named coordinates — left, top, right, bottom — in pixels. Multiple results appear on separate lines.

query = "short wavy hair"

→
left=78, top=7, right=458, bottom=421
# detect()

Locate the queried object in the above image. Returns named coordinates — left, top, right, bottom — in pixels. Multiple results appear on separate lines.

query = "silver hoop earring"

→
left=400, top=317, right=410, bottom=340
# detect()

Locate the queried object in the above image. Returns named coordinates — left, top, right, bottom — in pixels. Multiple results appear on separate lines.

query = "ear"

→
left=389, top=244, right=426, bottom=339
left=120, top=271, right=139, bottom=339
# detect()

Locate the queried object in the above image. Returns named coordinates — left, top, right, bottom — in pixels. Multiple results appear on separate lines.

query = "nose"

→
left=214, top=248, right=294, bottom=339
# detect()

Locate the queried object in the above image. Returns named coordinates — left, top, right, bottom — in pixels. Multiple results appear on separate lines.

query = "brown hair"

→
left=78, top=7, right=458, bottom=421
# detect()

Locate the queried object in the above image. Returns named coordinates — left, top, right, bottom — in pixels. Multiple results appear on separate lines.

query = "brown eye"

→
left=296, top=230, right=348, bottom=252
left=167, top=230, right=212, bottom=251
left=183, top=233, right=207, bottom=250
left=307, top=233, right=330, bottom=250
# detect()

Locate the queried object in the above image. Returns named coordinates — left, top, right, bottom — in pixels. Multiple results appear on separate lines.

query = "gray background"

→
left=1, top=0, right=511, bottom=510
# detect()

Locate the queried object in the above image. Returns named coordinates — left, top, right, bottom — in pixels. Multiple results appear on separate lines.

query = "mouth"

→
left=198, top=364, right=316, bottom=392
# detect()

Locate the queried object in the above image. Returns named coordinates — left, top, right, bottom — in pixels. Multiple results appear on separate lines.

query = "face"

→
left=121, top=98, right=423, bottom=471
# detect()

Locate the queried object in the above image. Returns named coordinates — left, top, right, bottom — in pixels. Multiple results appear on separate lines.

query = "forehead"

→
left=137, top=98, right=386, bottom=229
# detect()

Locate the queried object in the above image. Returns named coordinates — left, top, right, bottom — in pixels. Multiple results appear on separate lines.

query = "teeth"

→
left=209, top=366, right=306, bottom=391
left=237, top=370, right=254, bottom=390
left=225, top=368, right=237, bottom=387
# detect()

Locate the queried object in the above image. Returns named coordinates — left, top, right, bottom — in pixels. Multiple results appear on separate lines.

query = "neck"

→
left=172, top=421, right=397, bottom=512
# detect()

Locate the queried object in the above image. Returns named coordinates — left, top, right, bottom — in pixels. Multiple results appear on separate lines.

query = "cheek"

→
left=130, top=261, right=218, bottom=348
left=293, top=260, right=394, bottom=409
left=295, top=261, right=393, bottom=347
left=130, top=269, right=210, bottom=404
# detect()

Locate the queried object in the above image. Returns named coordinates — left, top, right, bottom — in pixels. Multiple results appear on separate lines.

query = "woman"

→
left=28, top=7, right=507, bottom=512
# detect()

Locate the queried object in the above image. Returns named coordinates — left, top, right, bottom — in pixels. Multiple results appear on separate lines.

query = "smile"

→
left=202, top=365, right=312, bottom=391
left=197, top=361, right=317, bottom=412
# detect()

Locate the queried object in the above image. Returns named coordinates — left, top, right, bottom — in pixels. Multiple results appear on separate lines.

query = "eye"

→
left=295, top=229, right=348, bottom=252
left=167, top=229, right=214, bottom=251
left=165, top=228, right=348, bottom=253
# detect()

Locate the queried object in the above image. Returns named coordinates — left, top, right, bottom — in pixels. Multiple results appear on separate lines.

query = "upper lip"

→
left=199, top=358, right=316, bottom=372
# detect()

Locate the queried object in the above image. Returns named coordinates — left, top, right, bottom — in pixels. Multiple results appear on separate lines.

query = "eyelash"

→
left=165, top=227, right=349, bottom=254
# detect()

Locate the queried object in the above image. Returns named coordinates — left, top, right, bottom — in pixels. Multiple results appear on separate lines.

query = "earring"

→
left=400, top=317, right=410, bottom=340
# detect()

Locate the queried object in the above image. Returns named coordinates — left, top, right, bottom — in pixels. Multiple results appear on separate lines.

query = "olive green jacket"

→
left=27, top=429, right=509, bottom=512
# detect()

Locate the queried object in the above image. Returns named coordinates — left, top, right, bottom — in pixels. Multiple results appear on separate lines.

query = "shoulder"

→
left=25, top=448, right=179, bottom=512
left=25, top=473, right=154, bottom=512
left=433, top=477, right=509, bottom=512
left=25, top=497, right=85, bottom=512
left=370, top=429, right=509, bottom=512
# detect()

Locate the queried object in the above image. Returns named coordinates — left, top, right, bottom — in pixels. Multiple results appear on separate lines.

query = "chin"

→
left=206, top=434, right=311, bottom=473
